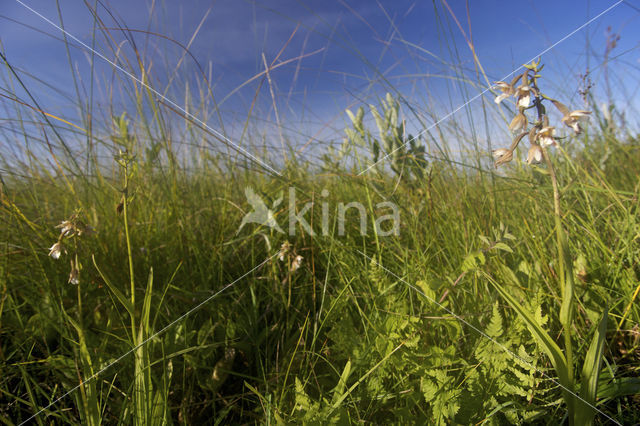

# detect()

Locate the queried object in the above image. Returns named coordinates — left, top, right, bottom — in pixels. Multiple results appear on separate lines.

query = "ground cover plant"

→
left=1, top=1, right=640, bottom=424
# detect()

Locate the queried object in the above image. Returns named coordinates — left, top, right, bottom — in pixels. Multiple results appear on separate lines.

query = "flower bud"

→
left=509, top=111, right=527, bottom=132
left=493, top=148, right=513, bottom=168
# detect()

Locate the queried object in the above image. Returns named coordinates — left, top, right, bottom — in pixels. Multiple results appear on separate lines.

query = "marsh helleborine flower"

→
left=552, top=100, right=591, bottom=135
left=278, top=241, right=291, bottom=262
left=537, top=126, right=556, bottom=148
left=49, top=242, right=63, bottom=259
left=57, top=220, right=74, bottom=237
left=515, top=85, right=531, bottom=108
left=527, top=144, right=543, bottom=164
left=562, top=110, right=591, bottom=134
left=493, top=81, right=514, bottom=104
left=291, top=255, right=304, bottom=272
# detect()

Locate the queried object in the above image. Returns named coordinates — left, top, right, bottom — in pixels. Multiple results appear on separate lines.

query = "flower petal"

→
left=49, top=243, right=62, bottom=259
left=539, top=136, right=555, bottom=148
left=569, top=110, right=591, bottom=121
left=494, top=93, right=510, bottom=104
left=517, top=94, right=530, bottom=108
left=509, top=113, right=527, bottom=132
left=527, top=145, right=543, bottom=164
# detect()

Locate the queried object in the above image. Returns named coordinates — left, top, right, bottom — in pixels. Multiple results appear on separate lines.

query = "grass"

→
left=1, top=2, right=640, bottom=424
left=2, top=125, right=640, bottom=423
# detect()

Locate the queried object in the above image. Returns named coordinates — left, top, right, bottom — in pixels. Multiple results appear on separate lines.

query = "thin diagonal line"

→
left=20, top=254, right=278, bottom=425
left=358, top=0, right=624, bottom=176
left=356, top=250, right=621, bottom=425
left=13, top=0, right=281, bottom=177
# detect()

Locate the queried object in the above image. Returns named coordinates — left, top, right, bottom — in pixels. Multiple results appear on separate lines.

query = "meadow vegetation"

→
left=1, top=3, right=640, bottom=425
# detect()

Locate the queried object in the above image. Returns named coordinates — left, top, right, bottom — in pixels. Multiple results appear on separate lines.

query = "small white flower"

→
left=49, top=242, right=63, bottom=259
left=515, top=85, right=531, bottom=108
left=278, top=241, right=291, bottom=262
left=69, top=262, right=79, bottom=285
left=494, top=93, right=510, bottom=104
left=57, top=220, right=74, bottom=236
left=526, top=145, right=543, bottom=164
left=552, top=101, right=590, bottom=135
left=561, top=110, right=591, bottom=134
left=493, top=81, right=513, bottom=104
left=291, top=255, right=303, bottom=272
left=537, top=127, right=556, bottom=148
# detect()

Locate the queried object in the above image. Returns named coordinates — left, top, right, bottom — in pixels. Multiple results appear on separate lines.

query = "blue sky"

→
left=1, top=1, right=640, bottom=166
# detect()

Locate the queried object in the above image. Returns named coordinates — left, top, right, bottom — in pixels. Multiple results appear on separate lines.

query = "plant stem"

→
left=543, top=147, right=575, bottom=423
left=533, top=66, right=576, bottom=420
left=75, top=249, right=83, bottom=328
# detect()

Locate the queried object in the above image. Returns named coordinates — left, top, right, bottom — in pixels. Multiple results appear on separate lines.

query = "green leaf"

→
left=493, top=242, right=513, bottom=253
left=150, top=388, right=169, bottom=425
left=478, top=235, right=491, bottom=246
left=416, top=280, right=436, bottom=301
left=486, top=302, right=504, bottom=339
left=462, top=251, right=485, bottom=272
left=597, top=377, right=640, bottom=399
left=139, top=267, right=154, bottom=339
left=355, top=107, right=364, bottom=130
left=92, top=255, right=133, bottom=317
left=532, top=166, right=550, bottom=175
left=559, top=231, right=575, bottom=328
left=345, top=108, right=356, bottom=125
left=575, top=307, right=608, bottom=426
left=372, top=140, right=380, bottom=162
left=370, top=105, right=386, bottom=136
left=330, top=360, right=352, bottom=406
